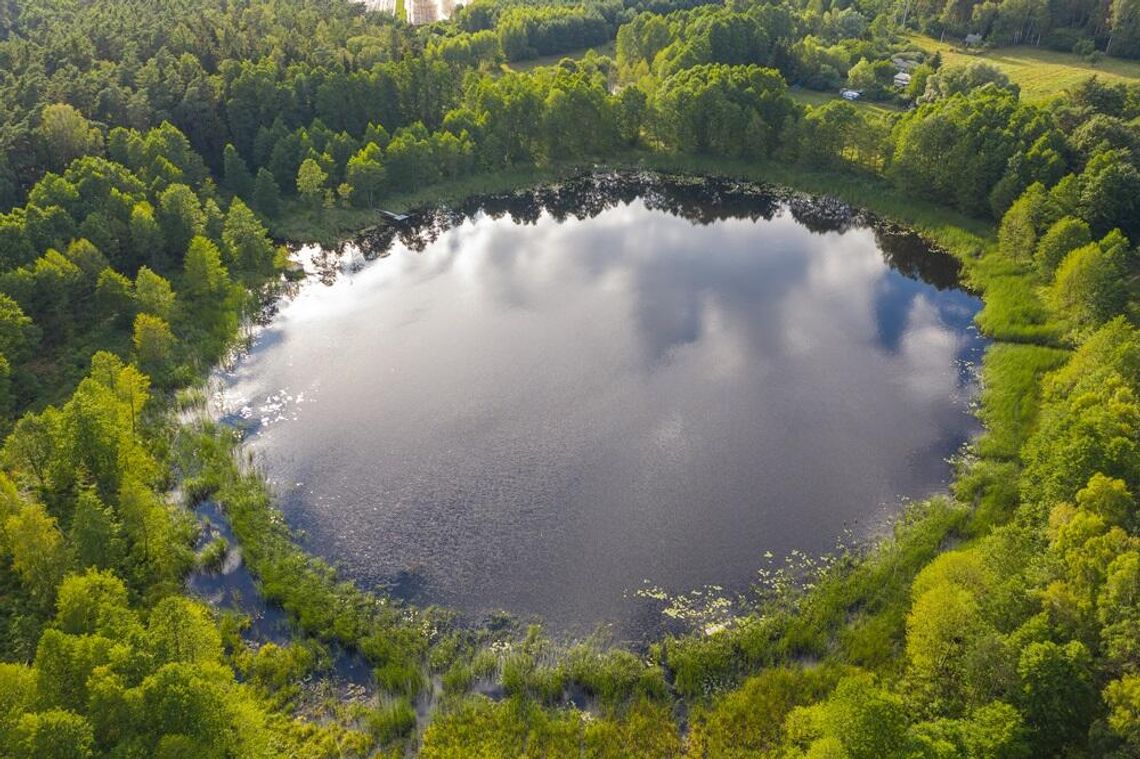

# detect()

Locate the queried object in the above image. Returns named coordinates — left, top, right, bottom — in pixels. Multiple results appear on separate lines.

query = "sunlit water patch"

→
left=217, top=174, right=986, bottom=639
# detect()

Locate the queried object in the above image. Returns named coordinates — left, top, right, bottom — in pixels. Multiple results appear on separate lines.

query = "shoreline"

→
left=193, top=166, right=1009, bottom=696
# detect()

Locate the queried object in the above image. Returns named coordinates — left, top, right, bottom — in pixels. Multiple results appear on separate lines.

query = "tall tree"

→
left=69, top=489, right=125, bottom=571
left=36, top=105, right=103, bottom=174
left=128, top=202, right=164, bottom=271
left=221, top=199, right=275, bottom=277
left=222, top=144, right=254, bottom=199
left=134, top=268, right=175, bottom=320
left=346, top=143, right=387, bottom=208
left=132, top=313, right=175, bottom=379
left=252, top=168, right=281, bottom=218
left=1108, top=0, right=1140, bottom=57
left=296, top=158, right=327, bottom=207
left=156, top=185, right=204, bottom=264
left=181, top=237, right=231, bottom=304
left=3, top=503, right=70, bottom=607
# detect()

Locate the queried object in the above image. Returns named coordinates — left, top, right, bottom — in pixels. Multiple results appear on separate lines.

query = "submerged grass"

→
left=658, top=497, right=971, bottom=699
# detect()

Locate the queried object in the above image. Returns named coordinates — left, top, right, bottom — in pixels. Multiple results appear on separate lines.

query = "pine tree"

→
left=252, top=168, right=281, bottom=218
left=222, top=144, right=254, bottom=199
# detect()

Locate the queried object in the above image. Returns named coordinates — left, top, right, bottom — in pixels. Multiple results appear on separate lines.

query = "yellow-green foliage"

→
left=1, top=0, right=1138, bottom=751
left=1022, top=318, right=1140, bottom=506
left=1048, top=236, right=1129, bottom=338
left=684, top=667, right=839, bottom=757
left=1035, top=217, right=1092, bottom=276
left=783, top=673, right=909, bottom=758
left=419, top=697, right=681, bottom=758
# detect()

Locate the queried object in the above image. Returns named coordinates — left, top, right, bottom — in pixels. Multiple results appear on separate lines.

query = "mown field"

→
left=787, top=87, right=904, bottom=120
left=909, top=34, right=1140, bottom=102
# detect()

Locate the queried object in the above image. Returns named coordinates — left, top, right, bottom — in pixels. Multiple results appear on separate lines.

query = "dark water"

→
left=219, top=174, right=985, bottom=638
left=186, top=501, right=375, bottom=686
left=187, top=500, right=292, bottom=643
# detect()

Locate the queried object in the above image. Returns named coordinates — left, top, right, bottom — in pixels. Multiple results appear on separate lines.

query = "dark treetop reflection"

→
left=220, top=174, right=984, bottom=639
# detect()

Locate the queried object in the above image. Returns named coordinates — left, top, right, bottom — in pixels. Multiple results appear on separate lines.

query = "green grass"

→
left=909, top=34, right=1140, bottom=103
left=789, top=88, right=904, bottom=122
left=975, top=343, right=1070, bottom=459
left=499, top=41, right=616, bottom=73
left=968, top=249, right=1065, bottom=344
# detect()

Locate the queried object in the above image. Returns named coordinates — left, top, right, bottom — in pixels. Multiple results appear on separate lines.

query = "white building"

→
left=406, top=0, right=455, bottom=24
left=355, top=0, right=454, bottom=24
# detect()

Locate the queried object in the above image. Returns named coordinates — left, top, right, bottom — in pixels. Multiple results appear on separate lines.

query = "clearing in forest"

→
left=910, top=34, right=1140, bottom=102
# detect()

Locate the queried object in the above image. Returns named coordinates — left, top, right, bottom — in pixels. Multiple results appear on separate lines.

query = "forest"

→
left=1, top=0, right=1140, bottom=755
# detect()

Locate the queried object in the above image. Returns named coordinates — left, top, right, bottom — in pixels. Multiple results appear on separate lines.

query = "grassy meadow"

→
left=909, top=34, right=1140, bottom=102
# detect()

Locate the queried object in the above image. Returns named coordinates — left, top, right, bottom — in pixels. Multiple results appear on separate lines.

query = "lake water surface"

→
left=219, top=174, right=985, bottom=637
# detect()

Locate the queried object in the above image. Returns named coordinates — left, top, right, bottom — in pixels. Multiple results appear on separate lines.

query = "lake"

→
left=218, top=173, right=985, bottom=638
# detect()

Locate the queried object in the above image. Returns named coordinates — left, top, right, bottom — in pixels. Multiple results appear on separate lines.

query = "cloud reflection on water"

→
left=220, top=188, right=984, bottom=638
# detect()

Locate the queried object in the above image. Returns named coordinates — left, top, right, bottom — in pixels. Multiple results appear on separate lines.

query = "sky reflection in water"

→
left=221, top=184, right=984, bottom=638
